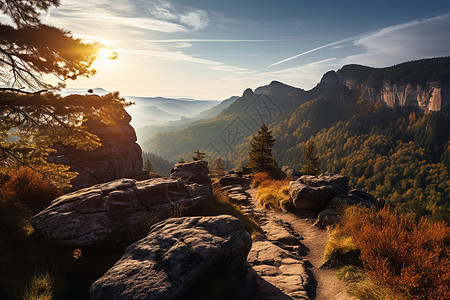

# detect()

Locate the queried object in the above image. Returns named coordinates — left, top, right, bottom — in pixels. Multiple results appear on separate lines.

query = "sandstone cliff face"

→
left=362, top=82, right=445, bottom=111
left=49, top=111, right=143, bottom=191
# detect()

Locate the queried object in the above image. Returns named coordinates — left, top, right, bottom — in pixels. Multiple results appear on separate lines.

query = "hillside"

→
left=143, top=57, right=450, bottom=221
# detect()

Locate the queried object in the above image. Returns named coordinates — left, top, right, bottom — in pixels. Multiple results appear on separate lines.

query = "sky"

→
left=43, top=0, right=450, bottom=99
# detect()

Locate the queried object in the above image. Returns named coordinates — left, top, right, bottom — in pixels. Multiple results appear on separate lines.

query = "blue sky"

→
left=45, top=0, right=450, bottom=99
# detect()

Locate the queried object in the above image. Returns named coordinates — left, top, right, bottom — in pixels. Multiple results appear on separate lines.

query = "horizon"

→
left=42, top=0, right=450, bottom=99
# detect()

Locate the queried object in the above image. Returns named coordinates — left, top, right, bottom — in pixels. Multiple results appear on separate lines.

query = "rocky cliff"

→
left=49, top=110, right=143, bottom=191
left=321, top=57, right=450, bottom=111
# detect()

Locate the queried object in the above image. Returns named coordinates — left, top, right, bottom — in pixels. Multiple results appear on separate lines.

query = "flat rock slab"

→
left=248, top=240, right=310, bottom=299
left=90, top=215, right=252, bottom=300
left=31, top=178, right=213, bottom=247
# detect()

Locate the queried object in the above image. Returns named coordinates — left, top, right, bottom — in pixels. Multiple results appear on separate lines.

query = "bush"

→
left=1, top=167, right=61, bottom=213
left=255, top=178, right=291, bottom=211
left=251, top=172, right=272, bottom=187
left=329, top=206, right=450, bottom=300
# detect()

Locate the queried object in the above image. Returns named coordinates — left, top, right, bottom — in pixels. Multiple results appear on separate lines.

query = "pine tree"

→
left=144, top=159, right=154, bottom=172
left=302, top=140, right=320, bottom=175
left=248, top=123, right=278, bottom=173
left=193, top=149, right=206, bottom=161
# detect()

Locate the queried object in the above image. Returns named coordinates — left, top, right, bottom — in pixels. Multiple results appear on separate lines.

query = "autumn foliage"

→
left=1, top=167, right=61, bottom=213
left=336, top=207, right=450, bottom=300
left=252, top=172, right=291, bottom=210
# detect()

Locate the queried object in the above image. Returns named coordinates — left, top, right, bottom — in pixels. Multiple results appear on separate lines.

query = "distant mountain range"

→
left=142, top=56, right=450, bottom=163
left=62, top=88, right=239, bottom=130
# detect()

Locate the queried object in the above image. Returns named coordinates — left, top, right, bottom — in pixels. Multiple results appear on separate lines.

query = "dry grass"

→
left=326, top=206, right=450, bottom=300
left=23, top=271, right=53, bottom=300
left=253, top=172, right=291, bottom=211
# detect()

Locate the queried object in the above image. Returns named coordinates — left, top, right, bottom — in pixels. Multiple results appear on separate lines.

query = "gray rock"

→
left=31, top=178, right=213, bottom=247
left=90, top=215, right=252, bottom=300
left=290, top=174, right=349, bottom=211
left=48, top=111, right=143, bottom=191
left=171, top=160, right=211, bottom=184
left=248, top=240, right=311, bottom=299
left=298, top=174, right=349, bottom=194
left=331, top=189, right=385, bottom=208
left=281, top=166, right=303, bottom=180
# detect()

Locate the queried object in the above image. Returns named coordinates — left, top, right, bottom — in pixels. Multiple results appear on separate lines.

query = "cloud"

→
left=179, top=10, right=209, bottom=31
left=267, top=31, right=375, bottom=67
left=221, top=58, right=340, bottom=90
left=343, top=14, right=450, bottom=66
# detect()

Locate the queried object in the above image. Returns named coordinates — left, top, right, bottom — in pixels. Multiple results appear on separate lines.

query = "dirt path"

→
left=247, top=188, right=350, bottom=300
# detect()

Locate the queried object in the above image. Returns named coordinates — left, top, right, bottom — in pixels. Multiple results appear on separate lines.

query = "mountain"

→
left=193, top=96, right=239, bottom=120
left=143, top=57, right=450, bottom=221
left=62, top=88, right=226, bottom=129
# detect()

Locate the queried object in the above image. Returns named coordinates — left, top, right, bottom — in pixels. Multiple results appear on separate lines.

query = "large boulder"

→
left=48, top=111, right=143, bottom=191
left=171, top=160, right=211, bottom=184
left=289, top=174, right=349, bottom=211
left=281, top=166, right=303, bottom=180
left=31, top=178, right=213, bottom=247
left=331, top=189, right=385, bottom=208
left=219, top=174, right=249, bottom=187
left=90, top=215, right=252, bottom=300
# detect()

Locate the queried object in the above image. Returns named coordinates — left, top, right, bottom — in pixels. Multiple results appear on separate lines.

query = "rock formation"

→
left=90, top=215, right=252, bottom=300
left=48, top=110, right=142, bottom=191
left=31, top=178, right=213, bottom=247
left=289, top=174, right=349, bottom=211
left=170, top=160, right=211, bottom=184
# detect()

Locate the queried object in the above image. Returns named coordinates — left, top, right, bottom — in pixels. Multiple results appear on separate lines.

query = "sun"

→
left=94, top=47, right=118, bottom=67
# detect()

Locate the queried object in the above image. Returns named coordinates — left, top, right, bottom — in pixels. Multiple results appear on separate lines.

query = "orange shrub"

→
left=255, top=178, right=291, bottom=211
left=252, top=172, right=272, bottom=187
left=340, top=207, right=450, bottom=300
left=1, top=167, right=61, bottom=213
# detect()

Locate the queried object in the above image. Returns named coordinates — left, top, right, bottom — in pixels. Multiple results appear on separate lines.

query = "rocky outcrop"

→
left=362, top=82, right=445, bottom=111
left=48, top=111, right=142, bottom=191
left=31, top=178, right=213, bottom=247
left=171, top=160, right=211, bottom=184
left=281, top=166, right=303, bottom=180
left=90, top=215, right=252, bottom=300
left=289, top=174, right=349, bottom=211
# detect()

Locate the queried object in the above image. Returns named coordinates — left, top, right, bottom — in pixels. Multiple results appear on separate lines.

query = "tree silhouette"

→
left=248, top=123, right=278, bottom=173
left=193, top=149, right=206, bottom=161
left=0, top=0, right=101, bottom=92
left=144, top=159, right=155, bottom=173
left=302, top=140, right=320, bottom=175
left=0, top=0, right=126, bottom=189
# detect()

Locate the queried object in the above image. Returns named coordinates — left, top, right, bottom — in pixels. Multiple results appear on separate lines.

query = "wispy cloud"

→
left=343, top=14, right=450, bottom=66
left=144, top=38, right=303, bottom=43
left=267, top=31, right=377, bottom=67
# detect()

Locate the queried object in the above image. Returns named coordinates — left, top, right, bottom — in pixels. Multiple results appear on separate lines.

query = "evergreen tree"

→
left=248, top=123, right=278, bottom=173
left=193, top=149, right=206, bottom=161
left=302, top=140, right=320, bottom=175
left=144, top=159, right=155, bottom=172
